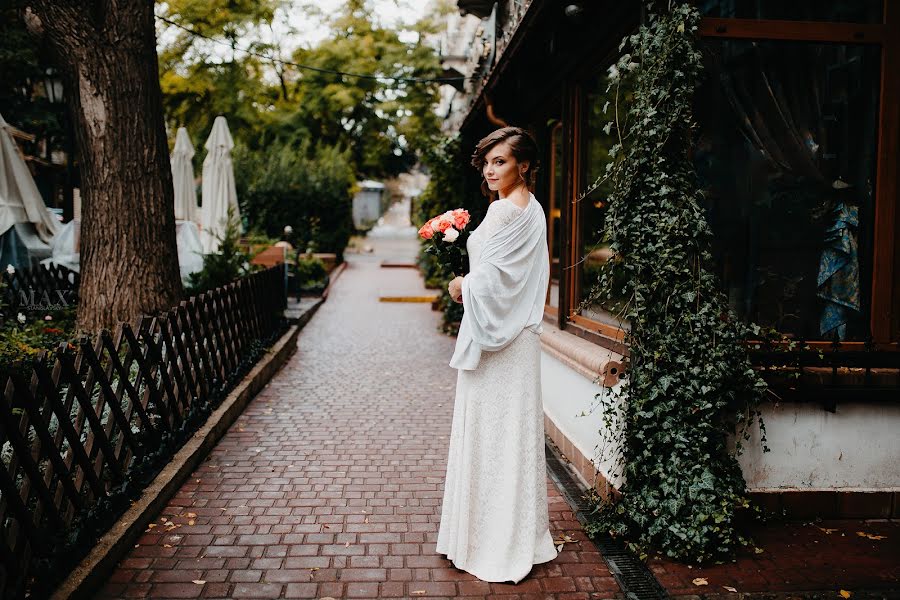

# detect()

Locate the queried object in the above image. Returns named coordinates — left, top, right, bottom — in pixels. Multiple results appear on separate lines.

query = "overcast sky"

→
left=282, top=0, right=433, bottom=47
left=157, top=1, right=437, bottom=69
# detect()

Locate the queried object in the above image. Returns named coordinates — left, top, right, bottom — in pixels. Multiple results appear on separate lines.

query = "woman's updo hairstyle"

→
left=471, top=126, right=540, bottom=199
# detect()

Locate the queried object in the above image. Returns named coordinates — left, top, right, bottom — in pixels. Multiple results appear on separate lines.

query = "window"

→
left=696, top=0, right=884, bottom=24
left=695, top=40, right=881, bottom=341
left=546, top=121, right=563, bottom=312
left=571, top=67, right=633, bottom=333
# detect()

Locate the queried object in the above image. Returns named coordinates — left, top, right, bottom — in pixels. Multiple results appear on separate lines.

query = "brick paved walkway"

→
left=651, top=518, right=900, bottom=597
left=95, top=238, right=618, bottom=599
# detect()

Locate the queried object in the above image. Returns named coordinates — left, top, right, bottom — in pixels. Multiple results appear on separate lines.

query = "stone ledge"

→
left=540, top=325, right=624, bottom=383
left=51, top=322, right=306, bottom=600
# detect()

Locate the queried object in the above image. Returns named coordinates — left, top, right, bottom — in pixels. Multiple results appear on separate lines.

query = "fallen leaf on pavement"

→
left=840, top=590, right=852, bottom=598
left=816, top=526, right=839, bottom=534
left=192, top=580, right=205, bottom=585
left=856, top=531, right=886, bottom=540
left=723, top=586, right=738, bottom=593
left=411, top=591, right=426, bottom=596
left=185, top=512, right=196, bottom=518
left=188, top=520, right=195, bottom=526
left=693, top=578, right=708, bottom=586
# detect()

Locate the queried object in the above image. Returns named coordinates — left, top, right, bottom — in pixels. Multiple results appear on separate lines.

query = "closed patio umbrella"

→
left=0, top=112, right=59, bottom=268
left=171, top=127, right=198, bottom=224
left=200, top=116, right=240, bottom=253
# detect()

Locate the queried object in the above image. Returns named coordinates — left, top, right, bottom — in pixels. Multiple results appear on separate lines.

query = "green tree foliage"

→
left=234, top=140, right=355, bottom=259
left=0, top=7, right=64, bottom=157
left=157, top=0, right=283, bottom=146
left=157, top=0, right=441, bottom=178
left=287, top=0, right=442, bottom=176
left=583, top=3, right=767, bottom=563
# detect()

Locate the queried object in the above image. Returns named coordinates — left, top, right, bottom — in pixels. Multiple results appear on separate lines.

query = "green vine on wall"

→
left=583, top=2, right=768, bottom=563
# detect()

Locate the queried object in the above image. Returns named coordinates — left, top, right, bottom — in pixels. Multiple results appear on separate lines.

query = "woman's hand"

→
left=448, top=276, right=464, bottom=303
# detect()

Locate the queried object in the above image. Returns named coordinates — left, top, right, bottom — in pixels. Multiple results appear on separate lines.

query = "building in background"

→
left=440, top=0, right=900, bottom=518
left=352, top=180, right=387, bottom=230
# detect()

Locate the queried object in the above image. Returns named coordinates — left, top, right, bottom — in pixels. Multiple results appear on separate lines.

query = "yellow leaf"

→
left=693, top=578, right=708, bottom=586
left=163, top=544, right=172, bottom=548
left=186, top=512, right=196, bottom=518
left=840, top=590, right=852, bottom=598
left=816, top=526, right=838, bottom=534
left=723, top=586, right=738, bottom=593
left=192, top=580, right=205, bottom=585
left=188, top=520, right=195, bottom=526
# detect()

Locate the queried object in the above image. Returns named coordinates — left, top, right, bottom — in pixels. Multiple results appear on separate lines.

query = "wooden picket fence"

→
left=0, top=265, right=287, bottom=598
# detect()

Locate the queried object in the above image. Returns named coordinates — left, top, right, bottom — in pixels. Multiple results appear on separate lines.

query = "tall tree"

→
left=23, top=1, right=182, bottom=333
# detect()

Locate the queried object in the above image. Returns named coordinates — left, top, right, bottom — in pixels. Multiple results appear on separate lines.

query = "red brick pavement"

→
left=650, top=518, right=900, bottom=597
left=95, top=246, right=620, bottom=599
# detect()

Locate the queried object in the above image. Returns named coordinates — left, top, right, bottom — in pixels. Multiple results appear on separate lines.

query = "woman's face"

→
left=482, top=141, right=527, bottom=196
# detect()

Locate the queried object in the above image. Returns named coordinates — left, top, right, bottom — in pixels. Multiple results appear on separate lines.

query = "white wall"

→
left=737, top=402, right=900, bottom=491
left=541, top=347, right=900, bottom=492
left=541, top=351, right=624, bottom=488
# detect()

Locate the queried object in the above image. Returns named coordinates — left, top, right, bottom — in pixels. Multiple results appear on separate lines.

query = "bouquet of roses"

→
left=418, top=208, right=471, bottom=277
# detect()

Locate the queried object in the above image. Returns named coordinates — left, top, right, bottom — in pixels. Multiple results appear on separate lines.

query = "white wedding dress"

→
left=436, top=197, right=558, bottom=583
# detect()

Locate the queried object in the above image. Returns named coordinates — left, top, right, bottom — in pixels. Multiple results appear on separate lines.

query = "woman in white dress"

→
left=436, top=127, right=558, bottom=583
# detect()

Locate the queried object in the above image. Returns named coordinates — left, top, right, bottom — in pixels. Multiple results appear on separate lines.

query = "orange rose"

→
left=418, top=223, right=434, bottom=239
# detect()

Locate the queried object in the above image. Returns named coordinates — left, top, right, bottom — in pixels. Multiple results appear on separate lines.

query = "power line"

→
left=156, top=15, right=472, bottom=85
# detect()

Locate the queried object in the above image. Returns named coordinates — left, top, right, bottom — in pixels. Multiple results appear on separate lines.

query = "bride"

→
left=435, top=126, right=558, bottom=583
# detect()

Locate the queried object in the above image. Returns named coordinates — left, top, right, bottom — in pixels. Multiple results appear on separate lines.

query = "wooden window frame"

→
left=561, top=4, right=900, bottom=351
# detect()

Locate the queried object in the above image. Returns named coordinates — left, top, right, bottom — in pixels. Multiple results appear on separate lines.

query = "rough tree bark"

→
left=24, top=1, right=182, bottom=334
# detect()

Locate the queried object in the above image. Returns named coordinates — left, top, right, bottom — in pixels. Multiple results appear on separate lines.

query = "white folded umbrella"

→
left=200, top=116, right=240, bottom=253
left=171, top=127, right=198, bottom=224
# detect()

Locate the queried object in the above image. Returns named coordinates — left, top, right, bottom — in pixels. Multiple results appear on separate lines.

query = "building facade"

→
left=444, top=0, right=900, bottom=517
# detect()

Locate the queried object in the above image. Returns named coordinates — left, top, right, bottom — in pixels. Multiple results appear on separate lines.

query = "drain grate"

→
left=545, top=443, right=669, bottom=600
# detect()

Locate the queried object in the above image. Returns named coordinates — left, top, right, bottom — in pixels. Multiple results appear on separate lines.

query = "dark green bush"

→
left=235, top=139, right=355, bottom=260
left=185, top=208, right=258, bottom=296
left=294, top=254, right=328, bottom=293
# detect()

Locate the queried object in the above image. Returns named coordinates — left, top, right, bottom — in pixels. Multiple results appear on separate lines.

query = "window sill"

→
left=540, top=319, right=626, bottom=386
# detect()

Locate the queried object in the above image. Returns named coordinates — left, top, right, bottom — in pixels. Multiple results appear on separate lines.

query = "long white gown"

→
left=436, top=196, right=558, bottom=583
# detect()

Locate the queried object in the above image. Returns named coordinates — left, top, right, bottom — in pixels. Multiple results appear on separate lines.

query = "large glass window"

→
left=574, top=68, right=633, bottom=331
left=546, top=121, right=563, bottom=311
left=695, top=0, right=883, bottom=23
left=694, top=39, right=880, bottom=340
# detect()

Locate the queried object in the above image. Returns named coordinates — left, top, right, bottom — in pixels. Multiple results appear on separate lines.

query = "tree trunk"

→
left=25, top=1, right=182, bottom=334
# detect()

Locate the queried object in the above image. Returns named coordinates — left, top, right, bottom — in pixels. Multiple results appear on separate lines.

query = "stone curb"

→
left=51, top=317, right=312, bottom=600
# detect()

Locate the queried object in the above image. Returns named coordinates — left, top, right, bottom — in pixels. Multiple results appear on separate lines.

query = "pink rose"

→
left=434, top=218, right=452, bottom=233
left=452, top=209, right=470, bottom=230
left=418, top=223, right=434, bottom=239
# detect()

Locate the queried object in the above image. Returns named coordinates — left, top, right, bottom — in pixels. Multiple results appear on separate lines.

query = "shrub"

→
left=293, top=254, right=328, bottom=293
left=185, top=208, right=258, bottom=296
left=235, top=139, right=355, bottom=260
